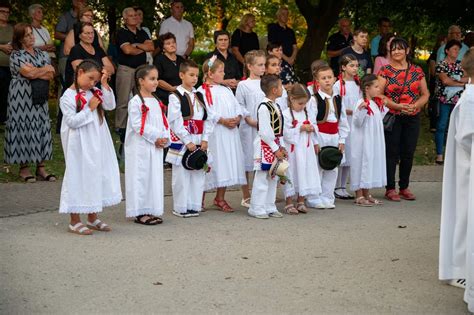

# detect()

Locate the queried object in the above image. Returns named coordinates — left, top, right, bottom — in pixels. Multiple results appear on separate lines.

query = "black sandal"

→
left=19, top=165, right=36, bottom=183
left=134, top=215, right=163, bottom=225
left=36, top=165, right=57, bottom=182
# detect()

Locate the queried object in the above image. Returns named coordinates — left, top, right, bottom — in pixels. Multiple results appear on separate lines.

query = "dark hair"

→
left=158, top=32, right=176, bottom=51
left=260, top=74, right=280, bottom=95
left=213, top=30, right=230, bottom=44
left=360, top=74, right=378, bottom=100
left=265, top=54, right=280, bottom=68
left=353, top=27, right=368, bottom=36
left=78, top=22, right=94, bottom=38
left=287, top=83, right=310, bottom=126
left=464, top=32, right=474, bottom=48
left=74, top=59, right=104, bottom=124
left=266, top=41, right=283, bottom=52
left=389, top=37, right=409, bottom=52
left=338, top=54, right=359, bottom=89
left=378, top=17, right=391, bottom=26
left=12, top=23, right=31, bottom=51
left=444, top=39, right=462, bottom=53
left=133, top=6, right=144, bottom=13
left=134, top=64, right=162, bottom=105
left=0, top=2, right=11, bottom=10
left=179, top=59, right=199, bottom=73
left=378, top=33, right=394, bottom=57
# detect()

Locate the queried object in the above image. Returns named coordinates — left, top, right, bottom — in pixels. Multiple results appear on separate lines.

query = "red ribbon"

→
left=373, top=97, right=385, bottom=112
left=140, top=103, right=149, bottom=136
left=303, top=120, right=311, bottom=148
left=201, top=83, right=213, bottom=106
left=307, top=80, right=319, bottom=93
left=354, top=75, right=360, bottom=86
left=75, top=91, right=87, bottom=110
left=158, top=100, right=169, bottom=130
left=92, top=88, right=103, bottom=104
left=338, top=74, right=345, bottom=97
left=291, top=119, right=298, bottom=152
left=365, top=99, right=374, bottom=116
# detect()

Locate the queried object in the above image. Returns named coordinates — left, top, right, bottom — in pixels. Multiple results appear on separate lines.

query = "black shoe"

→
left=186, top=210, right=200, bottom=217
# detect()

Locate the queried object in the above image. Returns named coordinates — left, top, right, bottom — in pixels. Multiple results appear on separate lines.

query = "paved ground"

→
left=0, top=166, right=471, bottom=314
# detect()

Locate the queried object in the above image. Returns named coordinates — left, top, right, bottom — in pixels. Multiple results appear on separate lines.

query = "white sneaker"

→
left=447, top=279, right=466, bottom=289
left=306, top=199, right=323, bottom=208
left=241, top=198, right=251, bottom=208
left=325, top=204, right=336, bottom=209
left=248, top=213, right=269, bottom=219
left=269, top=211, right=283, bottom=218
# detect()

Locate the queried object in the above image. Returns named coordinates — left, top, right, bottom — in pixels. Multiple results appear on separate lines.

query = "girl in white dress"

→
left=59, top=59, right=122, bottom=235
left=265, top=54, right=288, bottom=112
left=198, top=57, right=246, bottom=212
left=282, top=84, right=321, bottom=214
left=236, top=50, right=266, bottom=208
left=350, top=74, right=387, bottom=206
left=125, top=65, right=170, bottom=225
left=333, top=54, right=361, bottom=200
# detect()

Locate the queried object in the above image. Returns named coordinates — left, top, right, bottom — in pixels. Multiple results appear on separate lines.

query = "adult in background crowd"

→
left=378, top=37, right=429, bottom=202
left=29, top=4, right=56, bottom=60
left=159, top=0, right=194, bottom=59
left=437, top=25, right=469, bottom=62
left=153, top=32, right=184, bottom=105
left=434, top=40, right=468, bottom=165
left=373, top=32, right=394, bottom=74
left=341, top=27, right=373, bottom=75
left=370, top=17, right=391, bottom=57
left=4, top=23, right=56, bottom=182
left=206, top=30, right=241, bottom=89
left=55, top=0, right=84, bottom=84
left=115, top=7, right=154, bottom=156
left=464, top=32, right=474, bottom=48
left=134, top=6, right=153, bottom=64
left=231, top=13, right=259, bottom=74
left=268, top=6, right=298, bottom=84
left=0, top=2, right=12, bottom=125
left=427, top=34, right=447, bottom=132
left=327, top=18, right=353, bottom=76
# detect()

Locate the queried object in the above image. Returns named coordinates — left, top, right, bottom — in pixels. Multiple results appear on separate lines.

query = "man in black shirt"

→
left=327, top=18, right=353, bottom=76
left=267, top=6, right=297, bottom=68
left=115, top=7, right=154, bottom=142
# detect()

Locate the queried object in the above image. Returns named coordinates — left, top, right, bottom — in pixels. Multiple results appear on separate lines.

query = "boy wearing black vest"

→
left=307, top=65, right=349, bottom=209
left=166, top=60, right=211, bottom=218
left=248, top=74, right=287, bottom=219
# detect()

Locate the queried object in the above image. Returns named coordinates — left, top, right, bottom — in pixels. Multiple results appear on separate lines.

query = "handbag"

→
left=383, top=65, right=410, bottom=132
left=30, top=78, right=50, bottom=105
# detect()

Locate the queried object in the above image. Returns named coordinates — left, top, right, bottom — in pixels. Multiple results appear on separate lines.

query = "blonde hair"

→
left=276, top=6, right=289, bottom=18
left=202, top=57, right=225, bottom=81
left=239, top=13, right=255, bottom=30
left=461, top=47, right=474, bottom=77
left=244, top=50, right=266, bottom=77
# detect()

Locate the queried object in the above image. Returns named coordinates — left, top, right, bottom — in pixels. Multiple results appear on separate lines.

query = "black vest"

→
left=257, top=101, right=284, bottom=137
left=313, top=93, right=342, bottom=123
left=171, top=90, right=207, bottom=121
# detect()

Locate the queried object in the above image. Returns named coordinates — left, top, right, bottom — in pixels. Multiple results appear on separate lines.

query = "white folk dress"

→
left=439, top=83, right=474, bottom=313
left=197, top=84, right=247, bottom=190
left=276, top=88, right=288, bottom=112
left=333, top=80, right=361, bottom=166
left=236, top=79, right=265, bottom=171
left=283, top=108, right=321, bottom=198
left=59, top=88, right=122, bottom=214
left=349, top=99, right=387, bottom=191
left=125, top=96, right=170, bottom=217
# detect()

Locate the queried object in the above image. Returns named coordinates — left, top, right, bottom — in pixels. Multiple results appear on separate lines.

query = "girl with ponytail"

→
left=59, top=59, right=122, bottom=235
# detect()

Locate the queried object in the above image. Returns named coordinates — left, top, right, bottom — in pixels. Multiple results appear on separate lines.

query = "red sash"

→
left=184, top=119, right=204, bottom=135
left=318, top=121, right=338, bottom=134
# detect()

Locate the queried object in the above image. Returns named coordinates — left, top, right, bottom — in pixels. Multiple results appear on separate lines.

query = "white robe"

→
left=283, top=108, right=321, bottom=198
left=333, top=80, right=361, bottom=166
left=197, top=84, right=247, bottom=190
left=59, top=88, right=122, bottom=214
left=276, top=88, right=289, bottom=112
left=236, top=79, right=265, bottom=172
left=439, top=83, right=474, bottom=313
left=124, top=96, right=170, bottom=217
left=349, top=99, right=387, bottom=191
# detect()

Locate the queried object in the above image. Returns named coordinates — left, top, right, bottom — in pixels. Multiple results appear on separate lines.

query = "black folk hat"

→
left=182, top=147, right=208, bottom=171
left=318, top=146, right=343, bottom=170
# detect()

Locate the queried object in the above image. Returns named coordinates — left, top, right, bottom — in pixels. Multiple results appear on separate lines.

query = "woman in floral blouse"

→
left=434, top=39, right=469, bottom=164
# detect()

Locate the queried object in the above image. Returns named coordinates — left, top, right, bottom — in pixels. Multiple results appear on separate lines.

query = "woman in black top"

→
left=63, top=6, right=104, bottom=56
left=153, top=32, right=184, bottom=105
left=231, top=13, right=259, bottom=72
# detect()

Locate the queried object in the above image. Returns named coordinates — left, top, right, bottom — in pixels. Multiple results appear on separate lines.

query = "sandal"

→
left=296, top=202, right=308, bottom=213
left=354, top=196, right=374, bottom=207
left=213, top=199, right=234, bottom=212
left=241, top=197, right=251, bottom=208
left=284, top=204, right=299, bottom=215
left=366, top=195, right=383, bottom=205
left=134, top=215, right=163, bottom=225
left=19, top=165, right=36, bottom=183
left=68, top=222, right=93, bottom=235
left=35, top=165, right=56, bottom=182
left=86, top=219, right=112, bottom=232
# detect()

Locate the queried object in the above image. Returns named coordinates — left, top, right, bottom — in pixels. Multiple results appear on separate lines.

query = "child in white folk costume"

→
left=59, top=59, right=121, bottom=235
left=166, top=60, right=212, bottom=218
left=439, top=48, right=474, bottom=313
left=236, top=50, right=266, bottom=208
left=265, top=54, right=288, bottom=112
left=248, top=74, right=286, bottom=219
left=125, top=65, right=170, bottom=225
left=198, top=57, right=246, bottom=212
left=282, top=83, right=321, bottom=215
left=350, top=74, right=387, bottom=206
left=306, top=64, right=350, bottom=209
left=333, top=54, right=362, bottom=200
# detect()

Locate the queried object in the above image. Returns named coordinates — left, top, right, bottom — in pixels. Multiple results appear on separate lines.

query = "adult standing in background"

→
left=373, top=33, right=394, bottom=74
left=159, top=0, right=194, bottom=59
left=436, top=25, right=469, bottom=62
left=341, top=28, right=373, bottom=75
left=370, top=17, right=391, bottom=58
left=134, top=6, right=153, bottom=65
left=267, top=6, right=298, bottom=82
left=206, top=30, right=241, bottom=89
left=29, top=4, right=56, bottom=60
left=231, top=13, right=259, bottom=74
left=0, top=2, right=12, bottom=125
left=115, top=7, right=154, bottom=156
left=327, top=18, right=353, bottom=76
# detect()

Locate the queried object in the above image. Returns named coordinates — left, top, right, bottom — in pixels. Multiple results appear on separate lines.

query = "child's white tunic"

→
left=59, top=88, right=122, bottom=213
left=125, top=96, right=170, bottom=217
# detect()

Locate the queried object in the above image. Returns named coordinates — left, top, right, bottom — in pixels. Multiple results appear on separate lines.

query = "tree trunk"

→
left=107, top=4, right=117, bottom=44
left=216, top=0, right=224, bottom=31
left=295, top=0, right=345, bottom=82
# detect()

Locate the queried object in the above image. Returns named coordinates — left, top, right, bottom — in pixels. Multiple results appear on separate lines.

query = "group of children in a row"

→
left=58, top=49, right=389, bottom=235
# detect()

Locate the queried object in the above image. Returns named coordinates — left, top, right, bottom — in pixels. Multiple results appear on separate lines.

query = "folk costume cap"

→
left=318, top=146, right=343, bottom=170
left=182, top=147, right=208, bottom=170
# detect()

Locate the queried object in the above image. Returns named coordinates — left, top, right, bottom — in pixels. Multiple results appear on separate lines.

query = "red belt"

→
left=184, top=119, right=204, bottom=134
left=318, top=122, right=338, bottom=134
